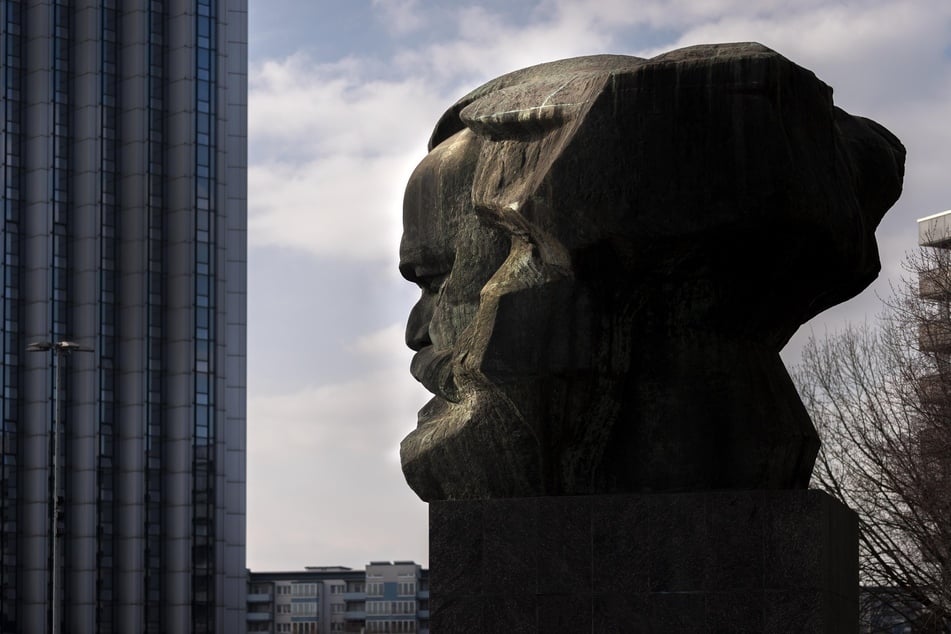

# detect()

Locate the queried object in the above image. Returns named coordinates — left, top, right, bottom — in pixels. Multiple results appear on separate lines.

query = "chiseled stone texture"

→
left=400, top=42, right=905, bottom=501
left=430, top=490, right=858, bottom=633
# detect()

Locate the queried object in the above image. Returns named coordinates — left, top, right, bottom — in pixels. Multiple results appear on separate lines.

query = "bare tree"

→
left=794, top=243, right=951, bottom=632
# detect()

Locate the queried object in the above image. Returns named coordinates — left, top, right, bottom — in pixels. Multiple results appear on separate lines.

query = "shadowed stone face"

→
left=400, top=42, right=905, bottom=501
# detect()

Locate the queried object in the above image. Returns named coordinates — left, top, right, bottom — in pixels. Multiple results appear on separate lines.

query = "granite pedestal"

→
left=430, top=490, right=857, bottom=633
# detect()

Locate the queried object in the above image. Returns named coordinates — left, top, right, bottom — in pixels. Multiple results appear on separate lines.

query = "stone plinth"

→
left=430, top=490, right=857, bottom=633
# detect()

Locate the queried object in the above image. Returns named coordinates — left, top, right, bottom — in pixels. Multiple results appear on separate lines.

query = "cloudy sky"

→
left=245, top=0, right=951, bottom=571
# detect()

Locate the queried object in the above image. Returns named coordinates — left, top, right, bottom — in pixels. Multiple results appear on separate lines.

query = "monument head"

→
left=399, top=43, right=905, bottom=501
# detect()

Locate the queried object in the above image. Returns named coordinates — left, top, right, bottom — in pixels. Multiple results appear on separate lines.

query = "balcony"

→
left=919, top=268, right=951, bottom=300
left=918, top=322, right=951, bottom=353
left=919, top=211, right=951, bottom=248
left=343, top=592, right=366, bottom=601
left=344, top=610, right=367, bottom=620
left=918, top=373, right=951, bottom=406
left=247, top=593, right=272, bottom=603
left=246, top=612, right=271, bottom=622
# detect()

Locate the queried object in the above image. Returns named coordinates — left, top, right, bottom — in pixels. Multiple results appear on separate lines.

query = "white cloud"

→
left=665, top=2, right=951, bottom=98
left=246, top=7, right=619, bottom=263
left=247, top=325, right=431, bottom=569
left=389, top=4, right=618, bottom=84
left=887, top=91, right=951, bottom=203
left=542, top=0, right=939, bottom=37
left=246, top=0, right=951, bottom=572
left=248, top=367, right=421, bottom=459
left=248, top=54, right=449, bottom=261
left=248, top=152, right=418, bottom=261
left=250, top=55, right=444, bottom=157
left=351, top=322, right=410, bottom=361
left=372, top=0, right=427, bottom=34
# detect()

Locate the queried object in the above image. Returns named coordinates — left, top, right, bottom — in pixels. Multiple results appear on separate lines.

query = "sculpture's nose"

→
left=405, top=293, right=435, bottom=351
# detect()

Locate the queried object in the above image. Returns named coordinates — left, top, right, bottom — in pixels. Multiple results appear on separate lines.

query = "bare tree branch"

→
left=793, top=244, right=951, bottom=632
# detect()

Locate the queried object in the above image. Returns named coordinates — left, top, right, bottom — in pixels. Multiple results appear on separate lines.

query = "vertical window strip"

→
left=96, top=2, right=118, bottom=632
left=192, top=0, right=216, bottom=631
left=144, top=1, right=166, bottom=631
left=0, top=0, right=22, bottom=628
left=48, top=1, right=70, bottom=625
left=50, top=0, right=69, bottom=340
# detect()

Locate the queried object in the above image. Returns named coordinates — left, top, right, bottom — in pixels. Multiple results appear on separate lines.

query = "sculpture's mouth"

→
left=410, top=346, right=460, bottom=403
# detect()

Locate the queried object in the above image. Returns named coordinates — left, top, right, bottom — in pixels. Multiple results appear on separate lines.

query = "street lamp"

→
left=27, top=340, right=92, bottom=634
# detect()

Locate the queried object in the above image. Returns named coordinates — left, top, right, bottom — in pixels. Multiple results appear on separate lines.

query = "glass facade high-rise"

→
left=0, top=0, right=247, bottom=631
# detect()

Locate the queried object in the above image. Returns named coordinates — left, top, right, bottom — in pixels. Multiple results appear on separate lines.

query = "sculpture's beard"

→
left=415, top=394, right=452, bottom=425
left=401, top=364, right=547, bottom=501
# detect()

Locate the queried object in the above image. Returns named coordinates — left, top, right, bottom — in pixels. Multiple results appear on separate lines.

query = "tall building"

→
left=0, top=1, right=247, bottom=632
left=913, top=210, right=951, bottom=633
left=917, top=210, right=951, bottom=439
left=247, top=562, right=431, bottom=634
left=248, top=567, right=362, bottom=634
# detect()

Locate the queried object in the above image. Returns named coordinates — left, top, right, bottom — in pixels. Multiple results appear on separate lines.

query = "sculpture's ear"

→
left=459, top=76, right=604, bottom=142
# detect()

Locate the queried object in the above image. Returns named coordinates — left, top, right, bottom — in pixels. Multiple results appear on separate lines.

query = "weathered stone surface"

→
left=429, top=490, right=859, bottom=633
left=399, top=42, right=905, bottom=501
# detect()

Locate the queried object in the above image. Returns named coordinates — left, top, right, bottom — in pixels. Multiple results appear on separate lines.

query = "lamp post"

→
left=27, top=340, right=92, bottom=634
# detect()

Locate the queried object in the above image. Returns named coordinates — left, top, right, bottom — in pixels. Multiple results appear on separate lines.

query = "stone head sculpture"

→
left=399, top=42, right=905, bottom=501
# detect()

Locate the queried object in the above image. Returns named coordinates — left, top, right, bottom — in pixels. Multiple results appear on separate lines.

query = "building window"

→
left=96, top=2, right=120, bottom=631
left=46, top=7, right=71, bottom=634
left=367, top=622, right=416, bottom=633
left=144, top=0, right=167, bottom=599
left=0, top=0, right=22, bottom=623
left=290, top=601, right=317, bottom=616
left=191, top=0, right=218, bottom=631
left=291, top=583, right=318, bottom=597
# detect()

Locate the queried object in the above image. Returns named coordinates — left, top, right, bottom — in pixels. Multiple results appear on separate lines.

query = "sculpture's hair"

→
left=428, top=55, right=645, bottom=150
left=423, top=44, right=906, bottom=328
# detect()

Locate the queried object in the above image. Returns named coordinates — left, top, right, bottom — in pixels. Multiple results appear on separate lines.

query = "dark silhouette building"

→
left=0, top=0, right=248, bottom=631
